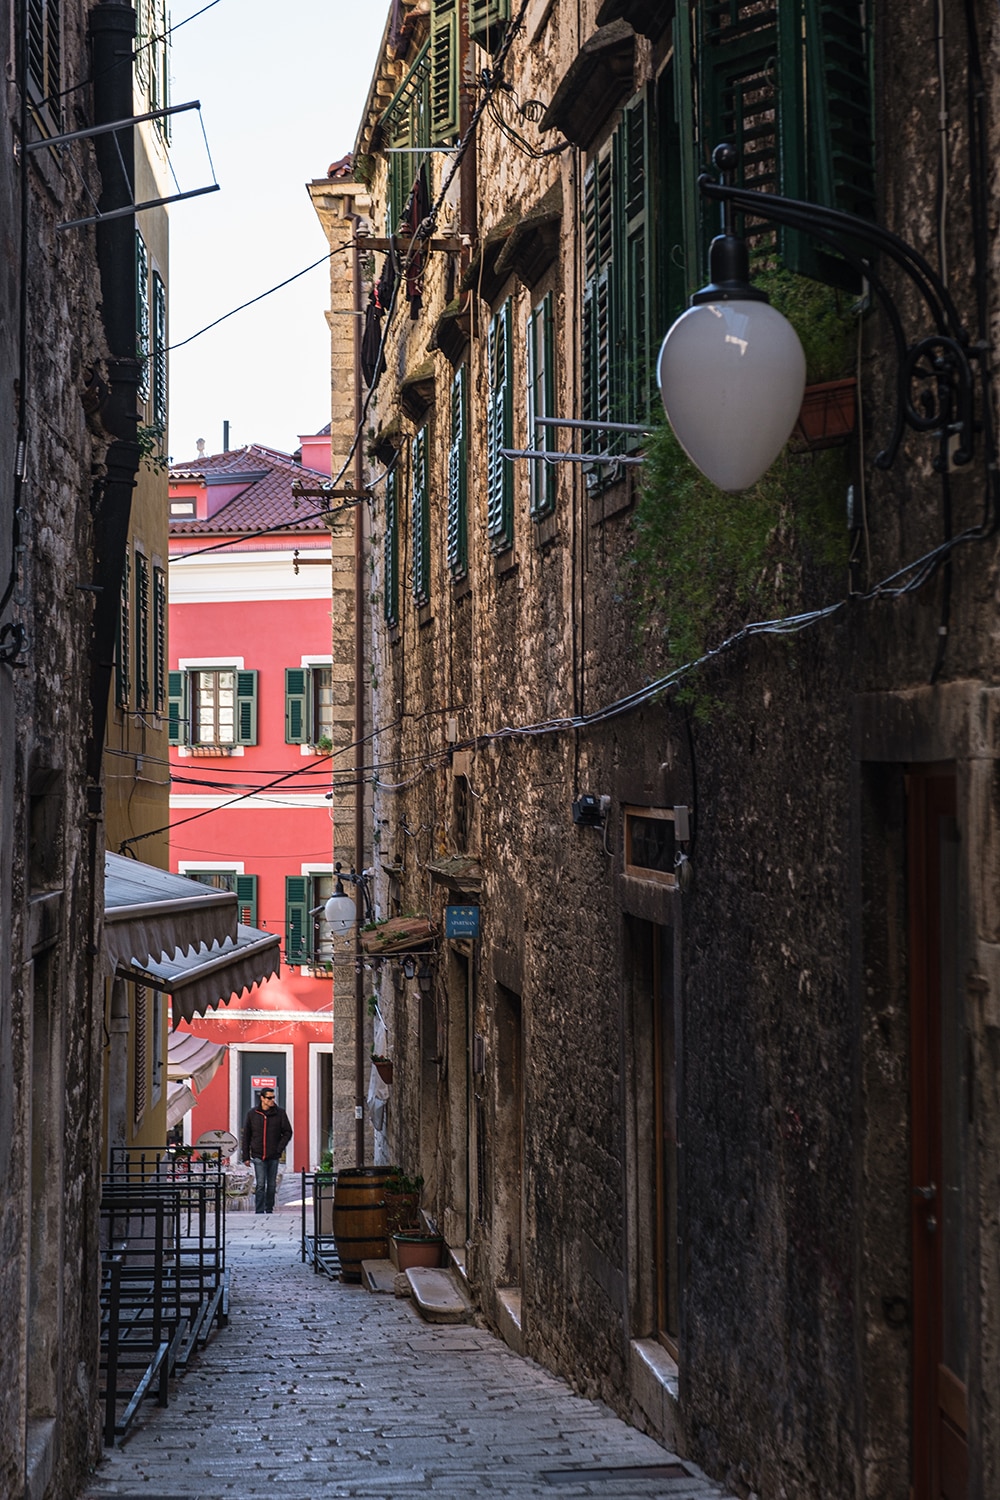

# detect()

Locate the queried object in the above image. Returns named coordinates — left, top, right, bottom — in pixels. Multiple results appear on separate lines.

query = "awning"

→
left=104, top=852, right=238, bottom=968
left=117, top=923, right=282, bottom=1026
left=167, top=1031, right=227, bottom=1093
left=167, top=1081, right=197, bottom=1129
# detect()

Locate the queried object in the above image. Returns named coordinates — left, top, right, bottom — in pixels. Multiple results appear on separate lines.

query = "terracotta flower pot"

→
left=391, top=1232, right=444, bottom=1271
left=794, top=378, right=857, bottom=449
left=373, top=1057, right=393, bottom=1084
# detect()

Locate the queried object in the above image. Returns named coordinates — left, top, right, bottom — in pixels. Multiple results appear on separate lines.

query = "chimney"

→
left=223, top=420, right=230, bottom=452
left=196, top=438, right=205, bottom=458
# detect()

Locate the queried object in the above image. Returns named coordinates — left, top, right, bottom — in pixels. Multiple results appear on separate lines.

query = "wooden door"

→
left=908, top=771, right=967, bottom=1499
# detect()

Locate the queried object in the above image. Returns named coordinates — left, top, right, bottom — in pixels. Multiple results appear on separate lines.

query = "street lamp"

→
left=657, top=144, right=982, bottom=493
left=324, top=863, right=357, bottom=938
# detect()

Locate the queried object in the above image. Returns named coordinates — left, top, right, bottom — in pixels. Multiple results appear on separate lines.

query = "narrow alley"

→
left=79, top=1186, right=728, bottom=1500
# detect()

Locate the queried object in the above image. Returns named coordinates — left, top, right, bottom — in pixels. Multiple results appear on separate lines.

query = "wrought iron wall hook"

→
left=696, top=144, right=983, bottom=475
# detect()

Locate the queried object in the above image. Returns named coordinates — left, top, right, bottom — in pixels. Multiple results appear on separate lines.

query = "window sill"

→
left=493, top=548, right=518, bottom=580
left=418, top=603, right=434, bottom=629
left=451, top=572, right=472, bottom=601
left=533, top=510, right=560, bottom=548
left=189, top=744, right=242, bottom=757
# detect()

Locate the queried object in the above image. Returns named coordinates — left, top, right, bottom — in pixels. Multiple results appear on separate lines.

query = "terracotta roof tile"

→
left=169, top=443, right=333, bottom=537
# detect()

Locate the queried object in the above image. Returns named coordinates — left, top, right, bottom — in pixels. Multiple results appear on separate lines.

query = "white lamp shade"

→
left=324, top=891, right=357, bottom=936
left=657, top=299, right=807, bottom=492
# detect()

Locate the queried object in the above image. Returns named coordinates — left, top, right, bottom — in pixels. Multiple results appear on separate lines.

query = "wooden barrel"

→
left=331, top=1166, right=396, bottom=1281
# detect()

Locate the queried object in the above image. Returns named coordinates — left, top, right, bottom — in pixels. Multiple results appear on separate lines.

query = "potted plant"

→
left=372, top=1051, right=394, bottom=1084
left=390, top=1229, right=445, bottom=1271
left=382, top=1169, right=423, bottom=1233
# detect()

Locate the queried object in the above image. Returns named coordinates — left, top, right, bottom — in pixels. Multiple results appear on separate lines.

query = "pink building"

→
left=167, top=433, right=340, bottom=1171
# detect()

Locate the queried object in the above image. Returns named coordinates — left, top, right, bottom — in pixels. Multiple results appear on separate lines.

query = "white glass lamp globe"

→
left=324, top=891, right=357, bottom=937
left=657, top=299, right=807, bottom=492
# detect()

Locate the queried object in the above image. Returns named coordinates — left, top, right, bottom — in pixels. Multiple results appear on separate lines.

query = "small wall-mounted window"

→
left=623, top=806, right=676, bottom=887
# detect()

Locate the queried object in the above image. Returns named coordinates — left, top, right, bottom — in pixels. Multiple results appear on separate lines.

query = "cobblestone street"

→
left=79, top=1186, right=729, bottom=1500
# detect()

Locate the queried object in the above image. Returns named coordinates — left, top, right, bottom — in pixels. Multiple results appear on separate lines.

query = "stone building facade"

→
left=1, top=2, right=178, bottom=1494
left=330, top=3, right=1000, bottom=1498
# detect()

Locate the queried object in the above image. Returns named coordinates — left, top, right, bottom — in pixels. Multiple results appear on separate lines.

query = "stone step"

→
left=361, top=1257, right=398, bottom=1293
left=407, top=1265, right=473, bottom=1323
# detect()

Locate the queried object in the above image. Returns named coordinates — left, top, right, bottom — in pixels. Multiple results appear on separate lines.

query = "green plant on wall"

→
left=629, top=273, right=857, bottom=712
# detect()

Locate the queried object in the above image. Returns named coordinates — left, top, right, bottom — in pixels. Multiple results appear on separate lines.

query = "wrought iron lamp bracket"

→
left=697, top=145, right=982, bottom=475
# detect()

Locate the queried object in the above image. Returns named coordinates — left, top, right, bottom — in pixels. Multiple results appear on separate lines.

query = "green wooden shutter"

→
left=153, top=566, right=166, bottom=712
left=672, top=7, right=699, bottom=310
left=152, top=270, right=167, bottom=433
left=116, top=548, right=131, bottom=708
left=285, top=876, right=310, bottom=964
left=384, top=468, right=399, bottom=626
left=447, top=365, right=468, bottom=578
left=582, top=148, right=614, bottom=452
left=411, top=427, right=431, bottom=605
left=285, top=668, right=310, bottom=744
left=235, top=874, right=258, bottom=927
left=798, top=0, right=874, bottom=282
left=619, top=91, right=654, bottom=427
left=430, top=0, right=459, bottom=141
left=698, top=1, right=872, bottom=289
left=136, top=232, right=150, bottom=404
left=468, top=0, right=508, bottom=53
left=486, top=299, right=513, bottom=550
left=26, top=0, right=61, bottom=123
left=235, top=670, right=258, bottom=745
left=168, top=669, right=185, bottom=744
left=527, top=294, right=556, bottom=519
left=383, top=43, right=431, bottom=234
left=135, top=552, right=150, bottom=710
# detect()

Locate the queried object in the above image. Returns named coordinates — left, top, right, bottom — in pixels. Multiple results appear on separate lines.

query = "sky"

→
left=163, top=0, right=387, bottom=464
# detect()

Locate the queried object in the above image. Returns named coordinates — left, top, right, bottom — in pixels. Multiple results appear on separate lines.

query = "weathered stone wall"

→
left=309, top=177, right=376, bottom=1167
left=346, top=2, right=1000, bottom=1497
left=1, top=2, right=121, bottom=1493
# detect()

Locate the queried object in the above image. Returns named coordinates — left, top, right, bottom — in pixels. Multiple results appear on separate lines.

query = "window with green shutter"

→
left=136, top=0, right=169, bottom=134
left=135, top=551, right=150, bottom=711
left=116, top=549, right=131, bottom=709
left=696, top=0, right=873, bottom=289
left=285, top=874, right=336, bottom=967
left=285, top=666, right=333, bottom=746
left=168, top=669, right=185, bottom=743
left=447, top=365, right=468, bottom=579
left=136, top=232, right=150, bottom=405
left=25, top=0, right=62, bottom=130
left=152, top=271, right=167, bottom=434
left=153, top=566, right=166, bottom=713
left=430, top=0, right=459, bottom=140
left=411, top=427, right=430, bottom=606
left=468, top=0, right=508, bottom=54
left=384, top=469, right=400, bottom=626
left=234, top=874, right=258, bottom=927
left=285, top=668, right=309, bottom=744
left=582, top=90, right=656, bottom=458
left=527, top=294, right=556, bottom=519
left=486, top=299, right=514, bottom=552
left=176, top=667, right=258, bottom=747
left=285, top=876, right=311, bottom=965
left=383, top=43, right=432, bottom=236
left=235, top=670, right=258, bottom=744
left=583, top=144, right=615, bottom=444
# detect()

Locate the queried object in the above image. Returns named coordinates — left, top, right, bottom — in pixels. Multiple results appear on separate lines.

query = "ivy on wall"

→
left=628, top=272, right=859, bottom=711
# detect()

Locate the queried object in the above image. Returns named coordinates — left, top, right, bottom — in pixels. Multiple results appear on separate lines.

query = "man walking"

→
left=241, top=1087, right=292, bottom=1215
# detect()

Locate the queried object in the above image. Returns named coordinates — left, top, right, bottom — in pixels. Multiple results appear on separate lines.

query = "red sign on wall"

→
left=251, top=1075, right=277, bottom=1095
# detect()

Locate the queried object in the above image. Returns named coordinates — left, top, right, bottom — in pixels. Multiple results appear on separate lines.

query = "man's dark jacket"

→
left=241, top=1104, right=292, bottom=1161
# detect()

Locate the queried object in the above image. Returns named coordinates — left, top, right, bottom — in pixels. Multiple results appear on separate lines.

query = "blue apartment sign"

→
left=445, top=905, right=480, bottom=939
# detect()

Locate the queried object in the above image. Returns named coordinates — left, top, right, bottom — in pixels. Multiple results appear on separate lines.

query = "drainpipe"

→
left=87, top=0, right=141, bottom=785
left=351, top=214, right=366, bottom=1166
